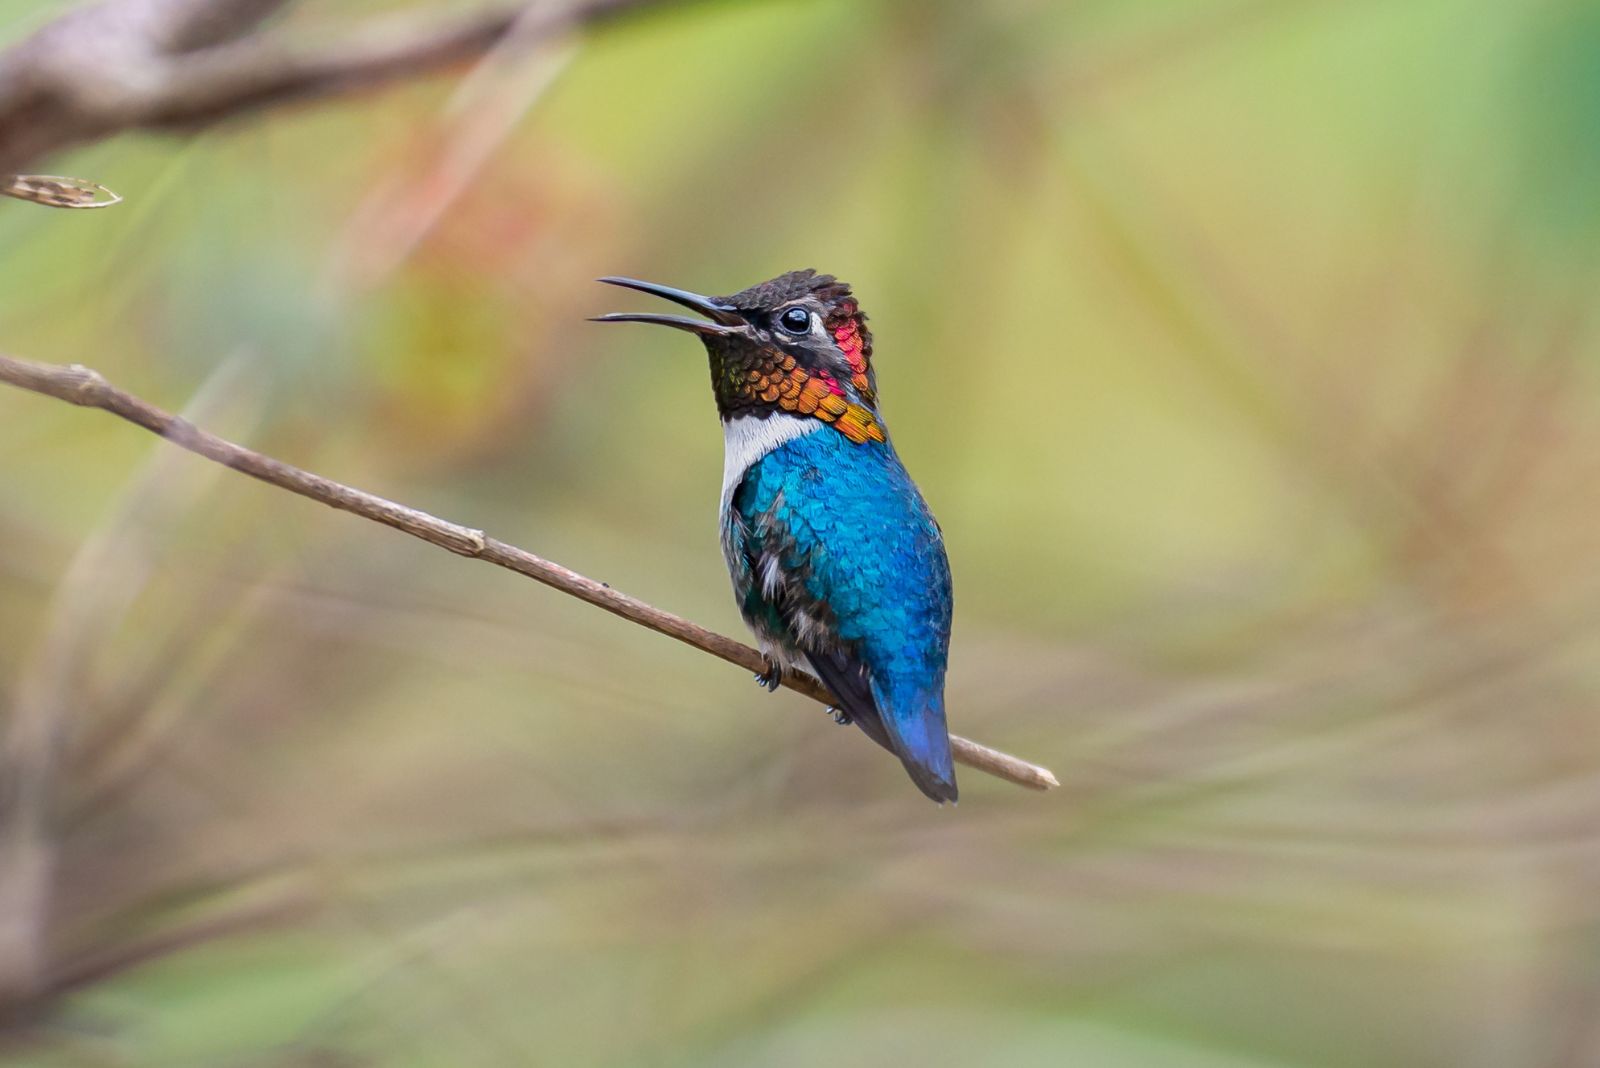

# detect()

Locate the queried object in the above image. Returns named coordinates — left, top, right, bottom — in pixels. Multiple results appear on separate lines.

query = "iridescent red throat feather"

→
left=706, top=335, right=884, bottom=444
left=708, top=270, right=884, bottom=444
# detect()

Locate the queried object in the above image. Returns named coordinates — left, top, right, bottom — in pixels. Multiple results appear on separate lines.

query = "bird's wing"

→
left=735, top=494, right=956, bottom=803
left=803, top=646, right=892, bottom=752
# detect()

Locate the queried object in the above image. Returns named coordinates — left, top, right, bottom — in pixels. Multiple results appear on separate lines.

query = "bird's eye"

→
left=777, top=307, right=812, bottom=334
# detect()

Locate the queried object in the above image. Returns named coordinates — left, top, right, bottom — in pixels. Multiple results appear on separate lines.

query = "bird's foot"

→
left=753, top=656, right=783, bottom=693
left=826, top=705, right=852, bottom=726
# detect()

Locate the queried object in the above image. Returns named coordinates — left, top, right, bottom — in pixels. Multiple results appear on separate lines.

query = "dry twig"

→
left=0, top=353, right=1061, bottom=793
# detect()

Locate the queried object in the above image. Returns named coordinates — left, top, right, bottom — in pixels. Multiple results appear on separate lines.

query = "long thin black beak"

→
left=591, top=276, right=746, bottom=336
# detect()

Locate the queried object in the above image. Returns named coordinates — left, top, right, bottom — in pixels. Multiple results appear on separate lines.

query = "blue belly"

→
left=723, top=426, right=954, bottom=780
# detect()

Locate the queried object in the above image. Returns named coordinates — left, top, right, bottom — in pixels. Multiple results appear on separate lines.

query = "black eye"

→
left=777, top=307, right=811, bottom=334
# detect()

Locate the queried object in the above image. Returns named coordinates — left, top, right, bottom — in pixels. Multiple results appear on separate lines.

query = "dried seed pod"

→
left=0, top=175, right=122, bottom=209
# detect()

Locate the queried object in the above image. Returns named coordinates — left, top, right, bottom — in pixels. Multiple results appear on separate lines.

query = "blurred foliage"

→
left=3, top=0, right=1600, bottom=1064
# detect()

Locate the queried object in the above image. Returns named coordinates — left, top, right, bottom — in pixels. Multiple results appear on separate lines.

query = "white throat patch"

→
left=720, top=415, right=820, bottom=513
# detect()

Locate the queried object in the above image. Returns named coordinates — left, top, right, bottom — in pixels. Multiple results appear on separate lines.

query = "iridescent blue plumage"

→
left=724, top=425, right=956, bottom=801
left=595, top=268, right=959, bottom=802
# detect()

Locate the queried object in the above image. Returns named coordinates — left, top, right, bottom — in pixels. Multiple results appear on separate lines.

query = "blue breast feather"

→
left=724, top=428, right=957, bottom=801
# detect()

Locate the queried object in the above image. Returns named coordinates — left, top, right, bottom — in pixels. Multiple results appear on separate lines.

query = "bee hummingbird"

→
left=594, top=270, right=957, bottom=803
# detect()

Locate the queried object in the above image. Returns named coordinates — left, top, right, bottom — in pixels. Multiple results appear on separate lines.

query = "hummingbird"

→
left=594, top=270, right=957, bottom=803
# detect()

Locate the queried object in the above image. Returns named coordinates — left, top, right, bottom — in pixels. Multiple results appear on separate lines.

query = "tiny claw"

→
left=828, top=706, right=852, bottom=726
left=754, top=657, right=783, bottom=692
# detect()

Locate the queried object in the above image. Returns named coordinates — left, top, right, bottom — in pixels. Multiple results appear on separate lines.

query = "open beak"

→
left=590, top=277, right=747, bottom=336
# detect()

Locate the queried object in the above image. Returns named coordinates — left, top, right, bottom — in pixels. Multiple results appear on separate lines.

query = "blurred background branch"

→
left=0, top=0, right=665, bottom=177
left=0, top=355, right=256, bottom=1016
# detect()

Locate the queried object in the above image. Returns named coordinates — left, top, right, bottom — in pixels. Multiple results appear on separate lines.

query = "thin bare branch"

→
left=0, top=353, right=1061, bottom=793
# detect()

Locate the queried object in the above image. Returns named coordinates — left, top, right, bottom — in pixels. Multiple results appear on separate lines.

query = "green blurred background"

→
left=3, top=0, right=1600, bottom=1064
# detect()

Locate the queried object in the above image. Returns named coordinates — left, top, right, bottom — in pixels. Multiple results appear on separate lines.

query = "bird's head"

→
left=594, top=269, right=885, bottom=444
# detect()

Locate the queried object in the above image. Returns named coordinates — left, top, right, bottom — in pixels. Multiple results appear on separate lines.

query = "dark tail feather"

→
left=871, top=678, right=958, bottom=804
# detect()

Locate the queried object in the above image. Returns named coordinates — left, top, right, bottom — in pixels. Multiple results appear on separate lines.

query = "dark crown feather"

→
left=718, top=268, right=873, bottom=365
